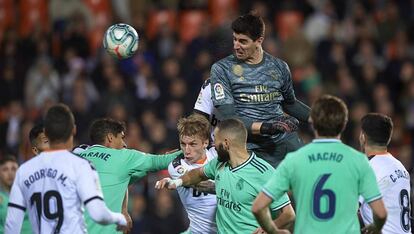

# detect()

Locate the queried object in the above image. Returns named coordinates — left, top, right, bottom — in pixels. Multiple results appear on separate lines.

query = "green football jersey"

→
left=80, top=145, right=181, bottom=234
left=0, top=189, right=32, bottom=233
left=263, top=139, right=382, bottom=234
left=203, top=152, right=290, bottom=233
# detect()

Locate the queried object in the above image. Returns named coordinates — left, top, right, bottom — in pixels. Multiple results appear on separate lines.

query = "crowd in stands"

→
left=0, top=0, right=413, bottom=233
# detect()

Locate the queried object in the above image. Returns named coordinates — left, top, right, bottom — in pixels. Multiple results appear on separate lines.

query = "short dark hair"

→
left=216, top=118, right=247, bottom=143
left=29, top=123, right=44, bottom=145
left=0, top=155, right=17, bottom=166
left=44, top=104, right=75, bottom=144
left=89, top=118, right=126, bottom=144
left=231, top=13, right=265, bottom=41
left=361, top=113, right=393, bottom=146
left=311, top=95, right=348, bottom=137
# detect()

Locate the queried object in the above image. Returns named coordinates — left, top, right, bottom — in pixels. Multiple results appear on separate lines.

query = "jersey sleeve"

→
left=210, top=63, right=234, bottom=106
left=262, top=155, right=292, bottom=202
left=259, top=159, right=291, bottom=211
left=126, top=149, right=181, bottom=174
left=76, top=160, right=104, bottom=205
left=358, top=157, right=382, bottom=203
left=7, top=169, right=26, bottom=210
left=202, top=158, right=219, bottom=179
left=194, top=79, right=214, bottom=116
left=168, top=163, right=180, bottom=179
left=279, top=61, right=296, bottom=103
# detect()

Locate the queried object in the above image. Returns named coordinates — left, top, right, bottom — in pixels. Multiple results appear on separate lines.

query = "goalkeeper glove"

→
left=260, top=116, right=299, bottom=135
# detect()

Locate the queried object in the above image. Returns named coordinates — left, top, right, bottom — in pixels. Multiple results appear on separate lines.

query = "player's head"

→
left=177, top=114, right=210, bottom=164
left=29, top=123, right=50, bottom=155
left=310, top=95, right=348, bottom=138
left=45, top=104, right=76, bottom=145
left=214, top=118, right=247, bottom=162
left=231, top=13, right=265, bottom=60
left=0, top=156, right=18, bottom=189
left=89, top=118, right=126, bottom=149
left=360, top=113, right=393, bottom=150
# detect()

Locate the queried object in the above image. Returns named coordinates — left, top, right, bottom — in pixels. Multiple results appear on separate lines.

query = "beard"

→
left=216, top=143, right=230, bottom=162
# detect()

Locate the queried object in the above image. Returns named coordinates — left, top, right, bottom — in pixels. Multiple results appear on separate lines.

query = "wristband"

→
left=170, top=178, right=183, bottom=187
left=260, top=122, right=273, bottom=135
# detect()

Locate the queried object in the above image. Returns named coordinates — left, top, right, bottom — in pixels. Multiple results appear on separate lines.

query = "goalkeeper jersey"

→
left=210, top=52, right=296, bottom=151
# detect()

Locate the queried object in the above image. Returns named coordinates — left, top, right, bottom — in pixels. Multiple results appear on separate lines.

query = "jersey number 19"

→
left=30, top=190, right=64, bottom=232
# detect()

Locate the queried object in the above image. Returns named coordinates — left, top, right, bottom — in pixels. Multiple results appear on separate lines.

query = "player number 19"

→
left=30, top=190, right=64, bottom=232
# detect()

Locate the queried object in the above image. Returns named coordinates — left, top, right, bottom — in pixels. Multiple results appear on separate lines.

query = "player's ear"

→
left=72, top=125, right=77, bottom=136
left=107, top=133, right=113, bottom=143
left=32, top=146, right=38, bottom=155
left=256, top=36, right=264, bottom=45
left=202, top=139, right=209, bottom=149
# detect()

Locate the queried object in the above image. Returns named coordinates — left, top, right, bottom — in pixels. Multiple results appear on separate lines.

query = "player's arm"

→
left=190, top=180, right=216, bottom=194
left=252, top=192, right=290, bottom=234
left=361, top=199, right=387, bottom=234
left=139, top=150, right=182, bottom=171
left=279, top=60, right=310, bottom=123
left=5, top=172, right=25, bottom=234
left=155, top=167, right=208, bottom=190
left=282, top=99, right=310, bottom=123
left=121, top=190, right=132, bottom=233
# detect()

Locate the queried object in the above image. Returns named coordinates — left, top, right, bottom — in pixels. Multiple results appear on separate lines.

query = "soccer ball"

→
left=103, top=23, right=139, bottom=59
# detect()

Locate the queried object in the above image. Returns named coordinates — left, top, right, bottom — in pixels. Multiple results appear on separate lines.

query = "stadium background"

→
left=0, top=0, right=413, bottom=233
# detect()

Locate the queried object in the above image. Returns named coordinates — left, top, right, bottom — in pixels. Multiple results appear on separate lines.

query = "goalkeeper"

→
left=209, top=13, right=310, bottom=167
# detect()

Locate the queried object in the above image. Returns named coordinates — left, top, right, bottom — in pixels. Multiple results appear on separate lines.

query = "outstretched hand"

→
left=155, top=178, right=179, bottom=190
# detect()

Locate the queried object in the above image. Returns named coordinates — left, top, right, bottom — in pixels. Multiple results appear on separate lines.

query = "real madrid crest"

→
left=232, top=65, right=243, bottom=77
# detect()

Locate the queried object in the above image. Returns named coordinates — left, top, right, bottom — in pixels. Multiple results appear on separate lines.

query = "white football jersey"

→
left=168, top=147, right=218, bottom=234
left=360, top=153, right=411, bottom=233
left=8, top=150, right=103, bottom=234
left=194, top=79, right=218, bottom=142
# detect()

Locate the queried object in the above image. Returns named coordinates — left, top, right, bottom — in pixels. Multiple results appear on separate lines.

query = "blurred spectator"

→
left=24, top=57, right=60, bottom=109
left=0, top=101, right=24, bottom=155
left=1, top=1, right=414, bottom=231
left=143, top=190, right=187, bottom=234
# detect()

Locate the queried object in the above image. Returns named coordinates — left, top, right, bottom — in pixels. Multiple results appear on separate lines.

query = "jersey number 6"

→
left=312, top=173, right=336, bottom=220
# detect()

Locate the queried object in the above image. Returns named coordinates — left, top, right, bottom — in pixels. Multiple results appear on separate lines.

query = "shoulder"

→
left=265, top=53, right=290, bottom=73
left=206, top=147, right=218, bottom=161
left=251, top=153, right=274, bottom=174
left=212, top=55, right=237, bottom=70
left=169, top=154, right=186, bottom=175
left=201, top=78, right=211, bottom=90
left=68, top=151, right=97, bottom=170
